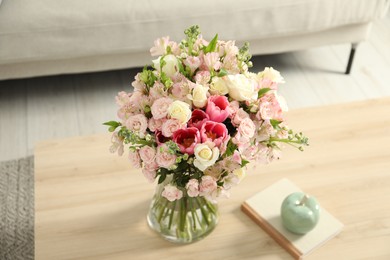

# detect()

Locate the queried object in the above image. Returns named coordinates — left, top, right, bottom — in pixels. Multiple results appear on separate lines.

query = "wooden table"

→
left=35, top=98, right=390, bottom=260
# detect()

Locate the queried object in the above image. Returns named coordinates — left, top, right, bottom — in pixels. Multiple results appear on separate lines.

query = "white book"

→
left=241, top=178, right=343, bottom=260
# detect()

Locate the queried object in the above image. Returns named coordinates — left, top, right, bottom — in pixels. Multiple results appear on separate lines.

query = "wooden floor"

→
left=1, top=15, right=389, bottom=162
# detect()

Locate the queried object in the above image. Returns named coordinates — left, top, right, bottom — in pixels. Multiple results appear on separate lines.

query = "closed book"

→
left=241, top=178, right=343, bottom=260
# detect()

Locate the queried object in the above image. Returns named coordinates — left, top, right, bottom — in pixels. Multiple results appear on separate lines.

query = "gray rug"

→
left=0, top=156, right=34, bottom=260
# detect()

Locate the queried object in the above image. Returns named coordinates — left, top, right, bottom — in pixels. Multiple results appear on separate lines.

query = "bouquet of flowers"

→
left=104, top=25, right=308, bottom=242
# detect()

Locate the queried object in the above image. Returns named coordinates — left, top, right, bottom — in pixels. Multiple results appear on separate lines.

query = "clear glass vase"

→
left=147, top=176, right=219, bottom=243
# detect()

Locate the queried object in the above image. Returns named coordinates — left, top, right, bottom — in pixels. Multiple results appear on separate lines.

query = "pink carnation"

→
left=257, top=93, right=283, bottom=121
left=204, top=52, right=222, bottom=71
left=150, top=36, right=169, bottom=56
left=155, top=144, right=177, bottom=169
left=200, top=121, right=228, bottom=147
left=115, top=91, right=131, bottom=107
left=151, top=97, right=173, bottom=120
left=162, top=184, right=183, bottom=202
left=183, top=56, right=201, bottom=74
left=206, top=95, right=230, bottom=122
left=194, top=70, right=211, bottom=85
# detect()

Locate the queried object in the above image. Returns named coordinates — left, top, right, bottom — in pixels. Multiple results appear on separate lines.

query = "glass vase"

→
left=146, top=176, right=219, bottom=244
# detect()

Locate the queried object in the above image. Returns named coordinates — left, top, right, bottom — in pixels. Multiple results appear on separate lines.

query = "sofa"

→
left=0, top=0, right=389, bottom=80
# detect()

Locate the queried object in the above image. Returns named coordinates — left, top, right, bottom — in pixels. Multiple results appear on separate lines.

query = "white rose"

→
left=193, top=143, right=220, bottom=171
left=258, top=67, right=285, bottom=83
left=210, top=76, right=229, bottom=95
left=232, top=167, right=246, bottom=183
left=168, top=100, right=192, bottom=124
left=226, top=74, right=257, bottom=101
left=190, top=84, right=208, bottom=108
left=152, top=54, right=179, bottom=78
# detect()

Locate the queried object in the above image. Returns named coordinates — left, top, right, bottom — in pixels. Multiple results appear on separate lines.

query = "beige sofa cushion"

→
left=0, top=0, right=388, bottom=76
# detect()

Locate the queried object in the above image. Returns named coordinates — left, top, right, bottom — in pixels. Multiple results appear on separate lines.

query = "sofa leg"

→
left=345, top=43, right=358, bottom=75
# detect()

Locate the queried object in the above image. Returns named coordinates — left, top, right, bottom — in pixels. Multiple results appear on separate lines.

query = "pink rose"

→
left=172, top=127, right=200, bottom=155
left=206, top=95, right=230, bottom=123
left=232, top=108, right=250, bottom=126
left=144, top=160, right=159, bottom=171
left=200, top=121, right=229, bottom=147
left=161, top=119, right=183, bottom=137
left=125, top=114, right=148, bottom=138
left=227, top=100, right=240, bottom=118
left=151, top=97, right=173, bottom=120
left=162, top=184, right=183, bottom=202
left=139, top=146, right=156, bottom=163
left=155, top=144, right=177, bottom=169
left=148, top=118, right=164, bottom=132
left=188, top=109, right=209, bottom=130
left=199, top=176, right=217, bottom=196
left=232, top=132, right=251, bottom=152
left=238, top=118, right=256, bottom=139
left=142, top=168, right=156, bottom=183
left=186, top=179, right=200, bottom=197
left=128, top=150, right=141, bottom=168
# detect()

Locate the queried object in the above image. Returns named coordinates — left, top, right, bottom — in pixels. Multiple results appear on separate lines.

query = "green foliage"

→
left=268, top=130, right=309, bottom=151
left=241, top=159, right=250, bottom=167
left=258, top=88, right=271, bottom=98
left=270, top=119, right=282, bottom=130
left=238, top=42, right=253, bottom=68
left=139, top=66, right=157, bottom=89
left=204, top=34, right=218, bottom=54
left=103, top=121, right=121, bottom=132
left=224, top=139, right=238, bottom=157
left=218, top=68, right=228, bottom=77
left=183, top=25, right=201, bottom=55
left=160, top=72, right=173, bottom=89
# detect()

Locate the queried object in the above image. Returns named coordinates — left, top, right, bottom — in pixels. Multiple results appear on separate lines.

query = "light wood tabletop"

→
left=35, top=98, right=390, bottom=260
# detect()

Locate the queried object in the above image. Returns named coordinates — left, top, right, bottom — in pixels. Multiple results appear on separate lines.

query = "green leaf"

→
left=258, top=88, right=271, bottom=98
left=224, top=139, right=238, bottom=157
left=204, top=34, right=218, bottom=53
left=270, top=119, right=282, bottom=129
left=103, top=121, right=120, bottom=127
left=241, top=159, right=250, bottom=167
left=103, top=121, right=121, bottom=132
left=158, top=173, right=166, bottom=184
left=218, top=68, right=228, bottom=77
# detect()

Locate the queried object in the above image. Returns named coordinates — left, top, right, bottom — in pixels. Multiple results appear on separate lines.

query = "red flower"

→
left=173, top=127, right=201, bottom=155
left=200, top=121, right=229, bottom=147
left=188, top=109, right=209, bottom=130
